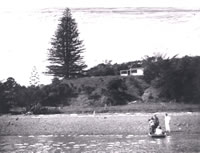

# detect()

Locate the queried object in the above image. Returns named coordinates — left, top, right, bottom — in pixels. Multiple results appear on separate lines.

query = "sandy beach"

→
left=0, top=112, right=200, bottom=136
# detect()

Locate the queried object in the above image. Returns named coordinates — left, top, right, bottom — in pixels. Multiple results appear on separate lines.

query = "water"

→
left=0, top=133, right=199, bottom=153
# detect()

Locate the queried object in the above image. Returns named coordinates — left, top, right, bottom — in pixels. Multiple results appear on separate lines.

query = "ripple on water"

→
left=52, top=143, right=61, bottom=147
left=48, top=140, right=54, bottom=143
left=150, top=141, right=156, bottom=144
left=79, top=143, right=87, bottom=147
left=73, top=144, right=80, bottom=148
left=64, top=146, right=71, bottom=150
left=91, top=144, right=98, bottom=147
left=61, top=143, right=67, bottom=147
left=107, top=142, right=115, bottom=145
left=68, top=142, right=75, bottom=144
left=126, top=135, right=134, bottom=138
left=14, top=144, right=23, bottom=146
left=17, top=149, right=26, bottom=152
left=131, top=142, right=138, bottom=145
left=85, top=145, right=92, bottom=149
left=79, top=134, right=84, bottom=137
left=138, top=140, right=145, bottom=143
left=18, top=145, right=27, bottom=149
left=40, top=146, right=51, bottom=152
left=32, top=143, right=43, bottom=147
left=116, top=135, right=123, bottom=138
left=90, top=140, right=97, bottom=143
left=1, top=133, right=200, bottom=153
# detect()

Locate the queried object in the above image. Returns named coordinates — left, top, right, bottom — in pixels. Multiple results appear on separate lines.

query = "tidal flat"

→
left=0, top=112, right=199, bottom=136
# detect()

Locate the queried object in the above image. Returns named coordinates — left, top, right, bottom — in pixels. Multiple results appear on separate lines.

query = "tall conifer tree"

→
left=46, top=8, right=87, bottom=78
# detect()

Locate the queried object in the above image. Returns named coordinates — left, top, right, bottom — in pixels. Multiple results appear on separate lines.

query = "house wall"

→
left=120, top=70, right=129, bottom=76
left=130, top=68, right=144, bottom=76
left=120, top=68, right=144, bottom=76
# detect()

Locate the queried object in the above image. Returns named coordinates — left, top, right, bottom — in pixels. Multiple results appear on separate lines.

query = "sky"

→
left=1, top=0, right=200, bottom=9
left=0, top=0, right=200, bottom=86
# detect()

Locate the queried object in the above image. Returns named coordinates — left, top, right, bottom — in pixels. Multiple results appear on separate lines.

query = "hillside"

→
left=61, top=76, right=149, bottom=107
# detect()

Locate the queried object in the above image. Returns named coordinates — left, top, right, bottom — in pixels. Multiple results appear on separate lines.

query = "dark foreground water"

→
left=0, top=133, right=199, bottom=153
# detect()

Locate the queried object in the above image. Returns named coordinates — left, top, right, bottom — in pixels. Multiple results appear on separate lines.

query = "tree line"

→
left=0, top=76, right=146, bottom=114
left=143, top=55, right=200, bottom=103
left=1, top=55, right=200, bottom=114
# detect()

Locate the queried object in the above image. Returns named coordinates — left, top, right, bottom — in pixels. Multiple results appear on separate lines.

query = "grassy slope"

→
left=60, top=76, right=200, bottom=113
left=61, top=75, right=148, bottom=106
left=62, top=76, right=125, bottom=91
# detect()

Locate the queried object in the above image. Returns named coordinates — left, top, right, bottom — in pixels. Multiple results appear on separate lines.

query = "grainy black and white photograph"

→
left=0, top=0, right=200, bottom=152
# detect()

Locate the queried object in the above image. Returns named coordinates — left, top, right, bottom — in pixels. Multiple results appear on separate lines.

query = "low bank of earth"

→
left=0, top=112, right=200, bottom=136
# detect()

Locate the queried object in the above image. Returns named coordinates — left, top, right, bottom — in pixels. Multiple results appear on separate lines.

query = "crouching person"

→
left=155, top=126, right=164, bottom=135
left=148, top=118, right=155, bottom=134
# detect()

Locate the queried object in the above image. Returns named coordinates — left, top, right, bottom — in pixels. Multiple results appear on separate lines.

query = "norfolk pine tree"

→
left=46, top=8, right=87, bottom=79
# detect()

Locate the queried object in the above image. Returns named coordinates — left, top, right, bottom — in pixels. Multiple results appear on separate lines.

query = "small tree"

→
left=0, top=77, right=20, bottom=113
left=0, top=81, right=9, bottom=113
left=46, top=8, right=87, bottom=79
left=29, top=66, right=40, bottom=86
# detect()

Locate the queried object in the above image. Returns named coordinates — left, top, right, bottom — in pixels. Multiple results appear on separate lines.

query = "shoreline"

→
left=0, top=112, right=200, bottom=136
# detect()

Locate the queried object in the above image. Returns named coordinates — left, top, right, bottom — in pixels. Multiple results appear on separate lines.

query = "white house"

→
left=120, top=67, right=144, bottom=76
left=119, top=70, right=129, bottom=76
left=130, top=68, right=144, bottom=76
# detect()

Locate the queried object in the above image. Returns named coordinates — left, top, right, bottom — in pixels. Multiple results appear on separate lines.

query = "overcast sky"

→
left=1, top=0, right=200, bottom=8
left=0, top=0, right=200, bottom=86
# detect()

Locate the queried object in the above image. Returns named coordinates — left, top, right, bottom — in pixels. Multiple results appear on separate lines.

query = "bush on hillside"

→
left=106, top=78, right=134, bottom=105
left=124, top=76, right=149, bottom=100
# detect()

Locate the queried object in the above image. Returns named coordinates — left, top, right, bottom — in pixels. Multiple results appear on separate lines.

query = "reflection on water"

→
left=0, top=133, right=199, bottom=153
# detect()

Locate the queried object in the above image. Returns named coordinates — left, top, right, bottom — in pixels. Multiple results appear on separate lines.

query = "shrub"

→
left=106, top=78, right=133, bottom=105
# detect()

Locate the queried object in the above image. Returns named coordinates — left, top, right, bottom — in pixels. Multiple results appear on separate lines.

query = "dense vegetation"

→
left=0, top=76, right=147, bottom=114
left=143, top=55, right=200, bottom=103
left=1, top=55, right=200, bottom=114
